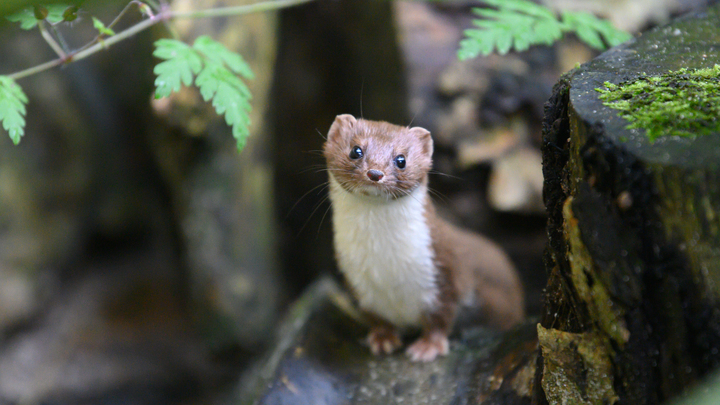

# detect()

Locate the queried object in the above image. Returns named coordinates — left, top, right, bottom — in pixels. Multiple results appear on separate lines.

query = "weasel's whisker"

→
left=316, top=202, right=334, bottom=238
left=304, top=149, right=326, bottom=157
left=429, top=170, right=462, bottom=180
left=287, top=181, right=329, bottom=219
left=428, top=188, right=450, bottom=205
left=298, top=164, right=329, bottom=174
left=315, top=128, right=327, bottom=140
left=297, top=194, right=330, bottom=237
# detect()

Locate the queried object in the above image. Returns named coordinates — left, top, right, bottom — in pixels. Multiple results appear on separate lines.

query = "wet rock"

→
left=235, top=278, right=539, bottom=405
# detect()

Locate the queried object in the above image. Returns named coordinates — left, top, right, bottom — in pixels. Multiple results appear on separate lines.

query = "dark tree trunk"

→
left=536, top=5, right=720, bottom=405
left=269, top=0, right=408, bottom=296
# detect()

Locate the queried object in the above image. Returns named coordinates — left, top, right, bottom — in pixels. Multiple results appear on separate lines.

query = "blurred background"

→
left=0, top=0, right=712, bottom=403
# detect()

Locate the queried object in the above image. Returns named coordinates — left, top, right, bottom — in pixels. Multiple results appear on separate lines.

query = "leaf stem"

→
left=6, top=0, right=316, bottom=81
left=49, top=23, right=71, bottom=54
left=38, top=21, right=66, bottom=58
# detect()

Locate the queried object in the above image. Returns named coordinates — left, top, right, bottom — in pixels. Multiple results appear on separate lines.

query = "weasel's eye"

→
left=349, top=146, right=363, bottom=159
left=394, top=155, right=406, bottom=169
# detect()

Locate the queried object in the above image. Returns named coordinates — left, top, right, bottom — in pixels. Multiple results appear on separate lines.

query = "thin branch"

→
left=9, top=13, right=158, bottom=80
left=8, top=59, right=66, bottom=81
left=37, top=21, right=66, bottom=58
left=170, top=0, right=315, bottom=19
left=77, top=1, right=142, bottom=52
left=6, top=0, right=316, bottom=81
left=49, top=23, right=71, bottom=54
left=144, top=0, right=161, bottom=12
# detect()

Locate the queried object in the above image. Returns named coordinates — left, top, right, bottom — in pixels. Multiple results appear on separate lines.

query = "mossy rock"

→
left=597, top=65, right=720, bottom=142
left=540, top=4, right=720, bottom=405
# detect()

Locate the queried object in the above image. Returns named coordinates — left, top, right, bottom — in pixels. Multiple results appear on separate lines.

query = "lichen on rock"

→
left=596, top=64, right=720, bottom=142
left=537, top=324, right=619, bottom=405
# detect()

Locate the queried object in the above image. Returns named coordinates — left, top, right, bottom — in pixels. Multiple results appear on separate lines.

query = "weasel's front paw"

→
left=406, top=331, right=449, bottom=362
left=367, top=325, right=402, bottom=355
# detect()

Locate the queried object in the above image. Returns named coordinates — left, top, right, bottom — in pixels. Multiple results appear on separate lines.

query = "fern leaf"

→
left=153, top=39, right=203, bottom=98
left=458, top=0, right=631, bottom=60
left=533, top=18, right=563, bottom=45
left=0, top=76, right=28, bottom=145
left=562, top=11, right=632, bottom=48
left=196, top=61, right=252, bottom=150
left=153, top=37, right=254, bottom=152
left=481, top=0, right=554, bottom=19
left=193, top=36, right=254, bottom=79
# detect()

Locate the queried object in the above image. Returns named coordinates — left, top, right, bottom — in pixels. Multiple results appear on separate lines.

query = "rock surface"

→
left=236, top=278, right=538, bottom=405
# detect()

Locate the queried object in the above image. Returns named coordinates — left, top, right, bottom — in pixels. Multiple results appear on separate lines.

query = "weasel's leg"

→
left=406, top=307, right=455, bottom=362
left=406, top=329, right=449, bottom=362
left=366, top=323, right=402, bottom=355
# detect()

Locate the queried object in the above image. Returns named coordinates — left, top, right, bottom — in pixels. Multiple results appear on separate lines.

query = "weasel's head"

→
left=323, top=114, right=433, bottom=199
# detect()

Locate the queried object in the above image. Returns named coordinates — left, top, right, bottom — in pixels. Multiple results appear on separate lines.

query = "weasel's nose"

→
left=367, top=170, right=384, bottom=182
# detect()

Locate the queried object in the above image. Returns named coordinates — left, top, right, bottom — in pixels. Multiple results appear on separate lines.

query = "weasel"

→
left=324, top=114, right=525, bottom=362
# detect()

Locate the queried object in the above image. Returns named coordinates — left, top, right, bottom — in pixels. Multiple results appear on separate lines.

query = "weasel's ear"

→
left=409, top=127, right=433, bottom=156
left=327, top=114, right=357, bottom=143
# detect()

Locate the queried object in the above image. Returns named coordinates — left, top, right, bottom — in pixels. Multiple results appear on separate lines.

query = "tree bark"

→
left=537, top=5, right=720, bottom=404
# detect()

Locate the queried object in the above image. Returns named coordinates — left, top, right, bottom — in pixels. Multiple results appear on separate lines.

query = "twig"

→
left=37, top=21, right=66, bottom=58
left=7, top=0, right=316, bottom=81
left=170, top=0, right=315, bottom=19
left=77, top=1, right=143, bottom=52
left=49, top=23, right=71, bottom=54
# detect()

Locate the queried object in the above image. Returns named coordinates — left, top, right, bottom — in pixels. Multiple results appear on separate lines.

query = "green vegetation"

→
left=154, top=37, right=254, bottom=151
left=0, top=76, right=27, bottom=145
left=0, top=0, right=313, bottom=151
left=458, top=0, right=631, bottom=60
left=0, top=0, right=631, bottom=150
left=5, top=3, right=71, bottom=29
left=597, top=65, right=720, bottom=142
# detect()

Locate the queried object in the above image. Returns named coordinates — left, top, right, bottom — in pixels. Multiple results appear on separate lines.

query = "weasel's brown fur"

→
left=324, top=114, right=524, bottom=361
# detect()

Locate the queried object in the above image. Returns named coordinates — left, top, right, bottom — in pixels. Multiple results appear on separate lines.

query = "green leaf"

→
left=562, top=11, right=631, bottom=50
left=153, top=38, right=254, bottom=152
left=44, top=4, right=69, bottom=24
left=457, top=0, right=632, bottom=59
left=6, top=8, right=41, bottom=29
left=153, top=39, right=203, bottom=98
left=480, top=0, right=555, bottom=20
left=6, top=3, right=72, bottom=30
left=0, top=76, right=29, bottom=145
left=196, top=61, right=252, bottom=151
left=533, top=18, right=563, bottom=45
left=92, top=16, right=115, bottom=36
left=193, top=36, right=254, bottom=79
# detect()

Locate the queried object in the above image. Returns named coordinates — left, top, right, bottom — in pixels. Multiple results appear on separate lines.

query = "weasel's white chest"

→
left=329, top=177, right=438, bottom=327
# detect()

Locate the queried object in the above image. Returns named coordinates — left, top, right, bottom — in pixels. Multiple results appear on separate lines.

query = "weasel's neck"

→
left=328, top=174, right=437, bottom=327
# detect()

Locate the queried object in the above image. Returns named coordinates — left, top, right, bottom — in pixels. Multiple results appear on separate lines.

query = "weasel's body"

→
left=330, top=178, right=437, bottom=327
left=324, top=115, right=524, bottom=361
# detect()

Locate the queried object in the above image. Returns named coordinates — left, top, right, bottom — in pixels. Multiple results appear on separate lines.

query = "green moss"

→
left=596, top=64, right=720, bottom=142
